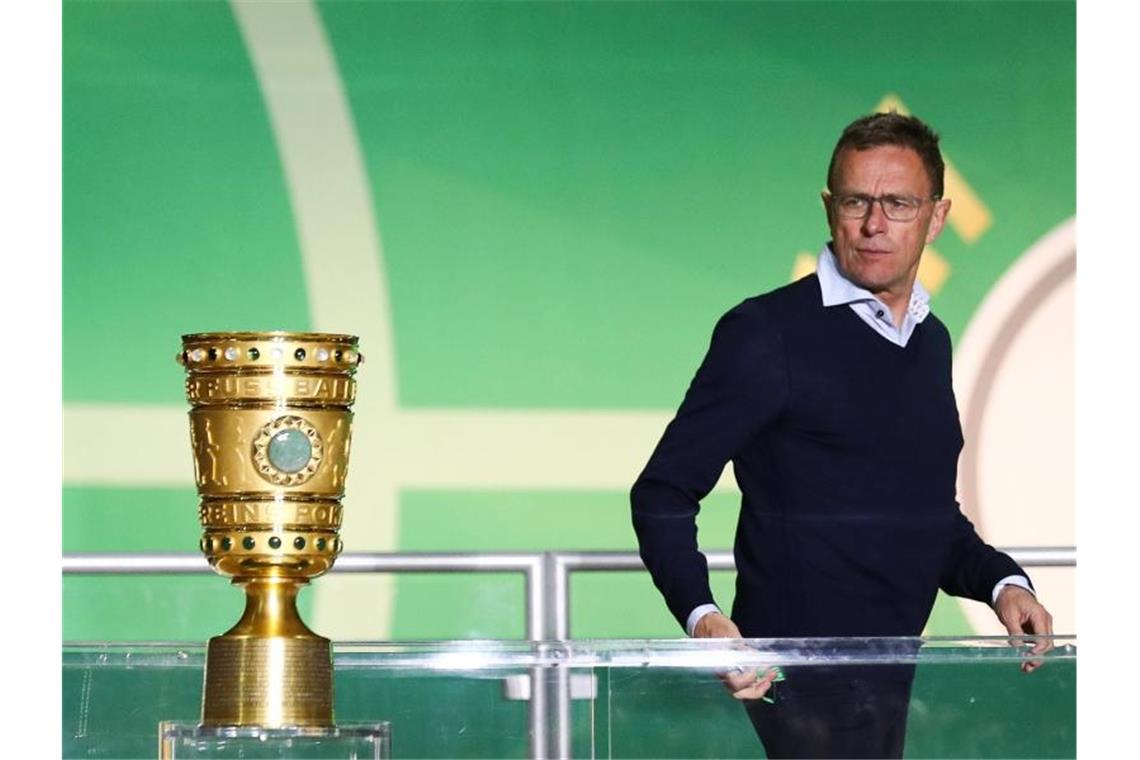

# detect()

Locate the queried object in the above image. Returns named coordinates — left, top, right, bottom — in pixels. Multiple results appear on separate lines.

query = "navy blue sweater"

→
left=631, top=274, right=1027, bottom=638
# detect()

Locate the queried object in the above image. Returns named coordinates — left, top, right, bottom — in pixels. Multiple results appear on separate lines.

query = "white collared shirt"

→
left=816, top=243, right=930, bottom=348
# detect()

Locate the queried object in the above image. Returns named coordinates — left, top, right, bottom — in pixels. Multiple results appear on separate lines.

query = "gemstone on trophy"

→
left=223, top=346, right=239, bottom=361
left=316, top=348, right=330, bottom=362
left=268, top=428, right=313, bottom=473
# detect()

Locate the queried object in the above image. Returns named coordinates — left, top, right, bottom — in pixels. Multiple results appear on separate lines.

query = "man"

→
left=630, top=112, right=1053, bottom=759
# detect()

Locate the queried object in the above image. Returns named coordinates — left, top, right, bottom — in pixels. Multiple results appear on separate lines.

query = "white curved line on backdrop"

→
left=228, top=2, right=727, bottom=638
left=952, top=216, right=1076, bottom=636
left=953, top=218, right=1075, bottom=407
left=229, top=0, right=398, bottom=638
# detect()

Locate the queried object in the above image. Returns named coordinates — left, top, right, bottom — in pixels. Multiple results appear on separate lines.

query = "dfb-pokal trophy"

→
left=160, top=332, right=389, bottom=759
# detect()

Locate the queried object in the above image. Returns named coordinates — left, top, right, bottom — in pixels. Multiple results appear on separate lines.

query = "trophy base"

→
left=159, top=722, right=390, bottom=760
left=202, top=634, right=334, bottom=727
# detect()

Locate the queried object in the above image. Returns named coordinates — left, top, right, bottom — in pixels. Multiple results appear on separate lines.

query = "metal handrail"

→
left=62, top=547, right=1075, bottom=760
left=60, top=547, right=1075, bottom=575
left=62, top=547, right=1076, bottom=639
left=62, top=551, right=550, bottom=639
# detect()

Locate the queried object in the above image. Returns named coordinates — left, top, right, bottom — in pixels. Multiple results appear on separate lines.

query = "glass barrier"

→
left=62, top=637, right=1075, bottom=759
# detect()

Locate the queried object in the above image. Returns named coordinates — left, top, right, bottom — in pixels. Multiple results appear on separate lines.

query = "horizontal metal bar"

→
left=552, top=552, right=648, bottom=570
left=63, top=547, right=1075, bottom=576
left=997, top=547, right=1076, bottom=566
left=62, top=552, right=544, bottom=575
left=334, top=553, right=543, bottom=573
left=551, top=547, right=1075, bottom=571
left=63, top=554, right=211, bottom=574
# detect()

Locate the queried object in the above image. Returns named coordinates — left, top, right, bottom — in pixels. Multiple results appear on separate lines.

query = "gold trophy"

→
left=177, top=332, right=362, bottom=728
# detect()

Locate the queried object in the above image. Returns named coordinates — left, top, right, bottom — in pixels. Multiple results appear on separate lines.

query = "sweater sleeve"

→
left=630, top=301, right=789, bottom=631
left=939, top=508, right=1033, bottom=604
left=934, top=319, right=1033, bottom=605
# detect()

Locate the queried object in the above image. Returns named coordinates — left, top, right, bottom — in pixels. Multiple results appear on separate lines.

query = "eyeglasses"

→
left=830, top=193, right=939, bottom=222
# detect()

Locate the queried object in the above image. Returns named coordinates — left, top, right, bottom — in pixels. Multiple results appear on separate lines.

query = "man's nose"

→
left=861, top=200, right=889, bottom=234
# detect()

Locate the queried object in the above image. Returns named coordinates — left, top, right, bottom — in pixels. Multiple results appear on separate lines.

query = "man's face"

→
left=822, top=145, right=950, bottom=301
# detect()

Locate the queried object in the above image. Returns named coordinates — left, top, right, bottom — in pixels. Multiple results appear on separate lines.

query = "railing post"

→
left=526, top=555, right=548, bottom=760
left=540, top=553, right=571, bottom=759
left=545, top=552, right=570, bottom=639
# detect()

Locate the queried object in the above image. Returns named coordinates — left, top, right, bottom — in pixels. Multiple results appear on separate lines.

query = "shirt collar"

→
left=816, top=243, right=930, bottom=322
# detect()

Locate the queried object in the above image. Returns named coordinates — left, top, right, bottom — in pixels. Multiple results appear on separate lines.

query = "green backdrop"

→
left=63, top=0, right=1075, bottom=642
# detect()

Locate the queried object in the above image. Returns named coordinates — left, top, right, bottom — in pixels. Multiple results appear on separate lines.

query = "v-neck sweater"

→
left=631, top=273, right=1024, bottom=637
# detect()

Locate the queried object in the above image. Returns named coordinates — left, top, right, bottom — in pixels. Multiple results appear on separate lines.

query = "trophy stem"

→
left=226, top=575, right=316, bottom=638
left=200, top=577, right=334, bottom=728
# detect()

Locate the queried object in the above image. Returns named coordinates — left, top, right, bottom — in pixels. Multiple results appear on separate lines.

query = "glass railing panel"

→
left=64, top=644, right=206, bottom=759
left=63, top=637, right=1075, bottom=759
left=597, top=637, right=1076, bottom=759
left=334, top=642, right=537, bottom=758
left=63, top=642, right=543, bottom=759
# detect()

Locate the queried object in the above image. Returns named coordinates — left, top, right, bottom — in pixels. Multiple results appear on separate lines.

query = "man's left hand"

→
left=994, top=586, right=1054, bottom=673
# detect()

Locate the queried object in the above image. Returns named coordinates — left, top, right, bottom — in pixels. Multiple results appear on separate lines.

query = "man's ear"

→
left=925, top=197, right=952, bottom=244
left=821, top=192, right=835, bottom=227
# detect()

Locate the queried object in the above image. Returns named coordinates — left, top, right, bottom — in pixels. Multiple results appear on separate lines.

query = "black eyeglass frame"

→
left=828, top=193, right=943, bottom=222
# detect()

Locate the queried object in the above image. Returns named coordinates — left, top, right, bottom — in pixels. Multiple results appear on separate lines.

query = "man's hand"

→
left=694, top=612, right=779, bottom=700
left=693, top=611, right=743, bottom=639
left=994, top=586, right=1054, bottom=673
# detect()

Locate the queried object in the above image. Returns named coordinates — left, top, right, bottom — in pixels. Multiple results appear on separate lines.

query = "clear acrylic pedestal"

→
left=158, top=722, right=390, bottom=760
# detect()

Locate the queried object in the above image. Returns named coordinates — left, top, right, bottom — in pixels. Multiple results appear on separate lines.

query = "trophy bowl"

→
left=177, top=332, right=362, bottom=728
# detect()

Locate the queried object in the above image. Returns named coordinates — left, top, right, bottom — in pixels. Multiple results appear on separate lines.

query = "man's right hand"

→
left=694, top=612, right=778, bottom=701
